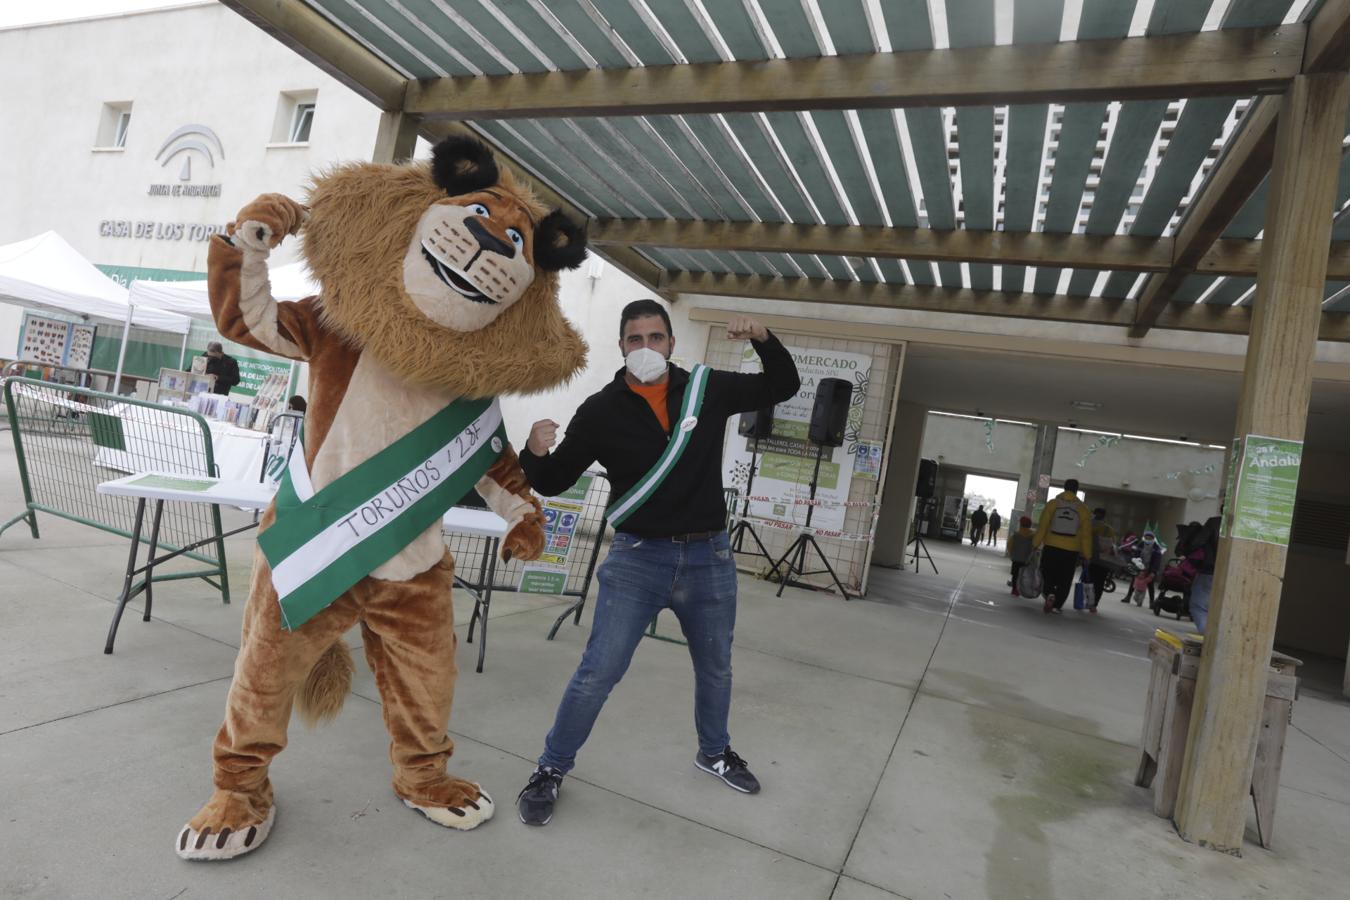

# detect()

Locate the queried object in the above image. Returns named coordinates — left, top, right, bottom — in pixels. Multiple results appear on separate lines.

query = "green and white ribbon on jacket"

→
left=607, top=364, right=710, bottom=529
left=259, top=397, right=507, bottom=630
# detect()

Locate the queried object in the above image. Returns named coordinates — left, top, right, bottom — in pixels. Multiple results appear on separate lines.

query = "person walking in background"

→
left=969, top=504, right=988, bottom=546
left=987, top=510, right=1002, bottom=546
left=1086, top=507, right=1116, bottom=614
left=1034, top=479, right=1093, bottom=614
left=1008, top=516, right=1035, bottom=596
left=201, top=341, right=240, bottom=395
left=1175, top=514, right=1221, bottom=632
left=1121, top=530, right=1164, bottom=606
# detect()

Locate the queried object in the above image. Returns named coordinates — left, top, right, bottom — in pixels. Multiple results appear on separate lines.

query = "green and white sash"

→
left=607, top=364, right=711, bottom=529
left=259, top=398, right=507, bottom=630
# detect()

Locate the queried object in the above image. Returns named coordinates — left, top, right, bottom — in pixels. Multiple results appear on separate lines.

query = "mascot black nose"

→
left=464, top=217, right=515, bottom=259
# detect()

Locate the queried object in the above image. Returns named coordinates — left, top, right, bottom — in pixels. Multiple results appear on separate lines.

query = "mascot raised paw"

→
left=176, top=136, right=587, bottom=860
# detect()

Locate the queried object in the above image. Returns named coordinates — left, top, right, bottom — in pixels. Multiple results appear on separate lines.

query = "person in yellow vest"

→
left=1033, top=478, right=1094, bottom=614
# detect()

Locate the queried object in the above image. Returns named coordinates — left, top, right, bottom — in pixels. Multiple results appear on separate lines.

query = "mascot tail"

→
left=295, top=641, right=354, bottom=726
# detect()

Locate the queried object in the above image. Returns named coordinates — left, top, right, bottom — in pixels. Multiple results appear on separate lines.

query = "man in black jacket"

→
left=202, top=341, right=241, bottom=395
left=514, top=299, right=800, bottom=826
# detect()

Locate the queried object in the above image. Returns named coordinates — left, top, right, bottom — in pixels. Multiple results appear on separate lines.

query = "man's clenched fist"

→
left=725, top=316, right=768, bottom=342
left=527, top=419, right=559, bottom=456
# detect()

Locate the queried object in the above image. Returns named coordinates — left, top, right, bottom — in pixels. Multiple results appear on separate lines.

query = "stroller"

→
left=1151, top=546, right=1204, bottom=620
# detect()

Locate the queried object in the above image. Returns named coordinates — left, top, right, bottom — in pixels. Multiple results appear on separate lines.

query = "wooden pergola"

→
left=226, top=0, right=1349, bottom=855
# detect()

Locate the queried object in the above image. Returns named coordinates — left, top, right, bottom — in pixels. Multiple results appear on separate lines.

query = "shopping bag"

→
left=1073, top=581, right=1086, bottom=610
left=1017, top=549, right=1043, bottom=599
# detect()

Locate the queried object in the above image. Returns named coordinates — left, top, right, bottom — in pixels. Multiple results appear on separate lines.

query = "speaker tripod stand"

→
left=907, top=497, right=939, bottom=574
left=771, top=442, right=853, bottom=599
left=728, top=435, right=781, bottom=578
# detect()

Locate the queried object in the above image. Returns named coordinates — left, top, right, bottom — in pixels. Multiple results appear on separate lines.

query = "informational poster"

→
left=518, top=474, right=592, bottom=595
left=853, top=440, right=883, bottom=481
left=722, top=345, right=871, bottom=532
left=18, top=314, right=71, bottom=365
left=66, top=325, right=96, bottom=369
left=1229, top=435, right=1302, bottom=547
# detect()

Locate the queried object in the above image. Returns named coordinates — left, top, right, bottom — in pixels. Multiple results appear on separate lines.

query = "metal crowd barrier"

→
left=0, top=377, right=231, bottom=601
left=444, top=471, right=612, bottom=670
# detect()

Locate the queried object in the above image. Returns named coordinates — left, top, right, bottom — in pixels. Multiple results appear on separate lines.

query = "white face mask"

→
left=625, top=347, right=668, bottom=383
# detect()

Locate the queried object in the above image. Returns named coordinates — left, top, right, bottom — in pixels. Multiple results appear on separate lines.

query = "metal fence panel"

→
left=1, top=377, right=230, bottom=598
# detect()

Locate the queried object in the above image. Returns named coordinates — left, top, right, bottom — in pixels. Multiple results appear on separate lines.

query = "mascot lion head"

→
left=301, top=136, right=589, bottom=398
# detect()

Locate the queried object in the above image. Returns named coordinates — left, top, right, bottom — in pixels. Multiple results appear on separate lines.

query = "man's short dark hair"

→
left=1064, top=478, right=1079, bottom=493
left=619, top=299, right=673, bottom=340
left=207, top=341, right=224, bottom=353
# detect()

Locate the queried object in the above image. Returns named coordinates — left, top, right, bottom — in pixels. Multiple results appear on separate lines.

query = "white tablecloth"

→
left=93, top=403, right=269, bottom=483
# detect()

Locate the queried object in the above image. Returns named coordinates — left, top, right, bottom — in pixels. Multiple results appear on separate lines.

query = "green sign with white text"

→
left=1230, top=435, right=1302, bottom=547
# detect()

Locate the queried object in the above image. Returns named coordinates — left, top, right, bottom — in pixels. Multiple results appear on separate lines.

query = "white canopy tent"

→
left=0, top=231, right=192, bottom=391
left=129, top=260, right=320, bottom=319
left=129, top=261, right=318, bottom=395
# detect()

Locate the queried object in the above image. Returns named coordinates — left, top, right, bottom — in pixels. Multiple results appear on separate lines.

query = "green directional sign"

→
left=1230, top=435, right=1302, bottom=547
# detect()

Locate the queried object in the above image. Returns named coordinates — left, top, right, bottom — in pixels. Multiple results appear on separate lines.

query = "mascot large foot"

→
left=399, top=778, right=494, bottom=831
left=176, top=787, right=276, bottom=861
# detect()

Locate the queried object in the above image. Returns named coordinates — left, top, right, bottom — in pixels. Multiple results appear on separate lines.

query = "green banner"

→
left=1230, top=435, right=1302, bottom=547
left=95, top=264, right=201, bottom=288
left=519, top=568, right=567, bottom=595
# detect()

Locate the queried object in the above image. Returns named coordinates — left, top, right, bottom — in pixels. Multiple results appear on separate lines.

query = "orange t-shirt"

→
left=629, top=381, right=670, bottom=433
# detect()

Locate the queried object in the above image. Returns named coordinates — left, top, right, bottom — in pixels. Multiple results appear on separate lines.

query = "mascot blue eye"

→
left=506, top=228, right=524, bottom=248
left=468, top=203, right=490, bottom=217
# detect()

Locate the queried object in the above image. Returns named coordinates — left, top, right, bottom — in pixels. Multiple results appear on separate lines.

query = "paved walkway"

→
left=2, top=442, right=1349, bottom=899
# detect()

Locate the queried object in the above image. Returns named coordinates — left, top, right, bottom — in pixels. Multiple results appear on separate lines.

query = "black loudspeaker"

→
left=808, top=377, right=853, bottom=447
left=738, top=406, right=775, bottom=439
left=915, top=458, right=938, bottom=499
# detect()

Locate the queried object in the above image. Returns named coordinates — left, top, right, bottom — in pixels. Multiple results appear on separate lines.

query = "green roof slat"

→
left=946, top=0, right=997, bottom=47
left=761, top=111, right=850, bottom=224
left=392, top=0, right=514, bottom=75
left=906, top=107, right=962, bottom=286
left=1140, top=0, right=1210, bottom=36
left=632, top=0, right=721, bottom=63
left=1066, top=100, right=1170, bottom=295
left=472, top=120, right=618, bottom=217
left=563, top=118, right=695, bottom=217
left=1173, top=274, right=1218, bottom=304
left=1221, top=1, right=1297, bottom=29
left=669, top=115, right=788, bottom=222
left=594, top=118, right=725, bottom=220
left=1033, top=102, right=1109, bottom=294
left=809, top=110, right=886, bottom=225
left=818, top=255, right=856, bottom=280
left=425, top=0, right=552, bottom=73
left=527, top=120, right=662, bottom=217
left=879, top=1, right=935, bottom=51
left=642, top=248, right=683, bottom=271
left=533, top=0, right=632, bottom=68
left=753, top=0, right=822, bottom=57
left=482, top=0, right=589, bottom=70
left=1203, top=277, right=1256, bottom=305
left=308, top=0, right=445, bottom=78
left=1078, top=0, right=1142, bottom=40
left=956, top=107, right=996, bottom=289
left=855, top=110, right=919, bottom=228
left=818, top=0, right=876, bottom=55
left=789, top=253, right=828, bottom=278
left=692, top=2, right=767, bottom=60
left=587, top=0, right=678, bottom=66
left=1325, top=283, right=1350, bottom=309
left=715, top=114, right=819, bottom=223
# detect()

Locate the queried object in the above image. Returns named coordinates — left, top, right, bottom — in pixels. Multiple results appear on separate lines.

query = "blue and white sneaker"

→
left=695, top=746, right=761, bottom=794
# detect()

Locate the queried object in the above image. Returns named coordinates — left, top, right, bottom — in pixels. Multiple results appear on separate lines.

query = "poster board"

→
left=518, top=474, right=593, bottom=594
left=722, top=345, right=871, bottom=532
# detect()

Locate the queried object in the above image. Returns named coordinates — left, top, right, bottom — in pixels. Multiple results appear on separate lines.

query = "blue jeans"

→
left=1190, top=573, right=1214, bottom=633
left=539, top=531, right=739, bottom=773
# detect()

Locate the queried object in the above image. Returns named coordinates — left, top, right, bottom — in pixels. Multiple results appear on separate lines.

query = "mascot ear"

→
left=534, top=210, right=588, bottom=272
left=431, top=136, right=500, bottom=196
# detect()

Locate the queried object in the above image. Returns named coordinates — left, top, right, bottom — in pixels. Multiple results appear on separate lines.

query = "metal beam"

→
left=668, top=271, right=1350, bottom=341
left=220, top=0, right=406, bottom=110
left=589, top=218, right=1350, bottom=279
left=405, top=25, right=1305, bottom=120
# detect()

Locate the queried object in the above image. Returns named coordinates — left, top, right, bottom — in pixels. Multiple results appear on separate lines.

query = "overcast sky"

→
left=0, top=0, right=199, bottom=29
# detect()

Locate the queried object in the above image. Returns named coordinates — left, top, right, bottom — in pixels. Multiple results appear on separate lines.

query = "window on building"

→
left=95, top=101, right=133, bottom=149
left=270, top=90, right=318, bottom=145
left=289, top=102, right=315, bottom=143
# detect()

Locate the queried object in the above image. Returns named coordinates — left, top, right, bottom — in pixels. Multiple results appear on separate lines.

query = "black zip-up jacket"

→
left=519, top=331, right=801, bottom=538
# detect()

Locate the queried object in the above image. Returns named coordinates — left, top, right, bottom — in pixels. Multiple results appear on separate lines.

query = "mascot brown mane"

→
left=177, top=136, right=587, bottom=860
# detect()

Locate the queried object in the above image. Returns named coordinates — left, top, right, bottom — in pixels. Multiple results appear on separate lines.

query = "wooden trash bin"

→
left=1134, top=630, right=1300, bottom=849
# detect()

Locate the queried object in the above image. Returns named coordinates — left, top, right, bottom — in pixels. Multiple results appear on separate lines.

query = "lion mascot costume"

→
left=176, top=136, right=588, bottom=860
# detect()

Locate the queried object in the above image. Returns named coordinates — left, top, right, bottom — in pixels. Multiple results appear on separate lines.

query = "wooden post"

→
left=1172, top=72, right=1350, bottom=854
left=372, top=109, right=419, bottom=164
